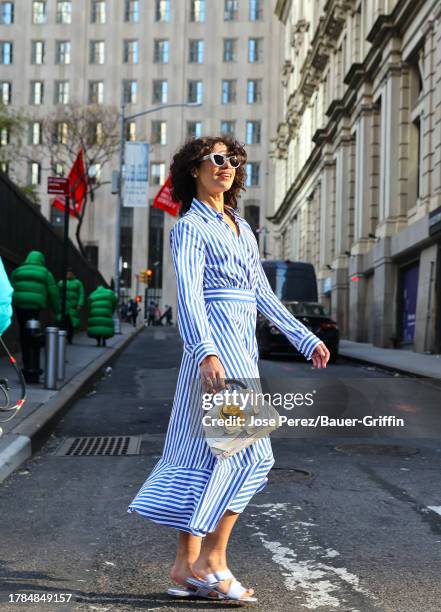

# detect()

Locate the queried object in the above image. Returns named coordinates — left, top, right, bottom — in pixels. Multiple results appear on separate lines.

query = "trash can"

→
left=22, top=319, right=44, bottom=384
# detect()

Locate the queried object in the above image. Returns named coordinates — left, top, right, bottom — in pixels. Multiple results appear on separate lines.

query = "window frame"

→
left=0, top=2, right=14, bottom=25
left=32, top=1, right=47, bottom=24
left=56, top=0, right=72, bottom=24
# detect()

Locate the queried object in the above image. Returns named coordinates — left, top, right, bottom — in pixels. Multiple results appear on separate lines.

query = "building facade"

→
left=272, top=0, right=441, bottom=354
left=0, top=0, right=282, bottom=311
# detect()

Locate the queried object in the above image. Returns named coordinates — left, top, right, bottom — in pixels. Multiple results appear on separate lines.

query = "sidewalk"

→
left=0, top=322, right=143, bottom=483
left=339, top=339, right=441, bottom=379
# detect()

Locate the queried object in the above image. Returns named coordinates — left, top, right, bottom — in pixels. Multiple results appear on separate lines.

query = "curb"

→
left=0, top=325, right=145, bottom=484
left=338, top=349, right=441, bottom=381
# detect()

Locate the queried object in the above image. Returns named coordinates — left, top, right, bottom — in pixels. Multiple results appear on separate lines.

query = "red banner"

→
left=152, top=175, right=179, bottom=217
left=51, top=149, right=87, bottom=217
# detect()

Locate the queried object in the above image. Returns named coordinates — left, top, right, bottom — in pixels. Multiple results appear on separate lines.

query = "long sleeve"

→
left=0, top=257, right=13, bottom=336
left=77, top=280, right=85, bottom=308
left=47, top=271, right=61, bottom=314
left=254, top=258, right=322, bottom=361
left=170, top=221, right=219, bottom=367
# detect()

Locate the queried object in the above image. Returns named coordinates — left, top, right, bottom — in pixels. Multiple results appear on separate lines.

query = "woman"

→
left=127, top=136, right=330, bottom=602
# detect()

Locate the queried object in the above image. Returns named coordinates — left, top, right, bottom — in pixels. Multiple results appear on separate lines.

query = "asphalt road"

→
left=0, top=326, right=440, bottom=612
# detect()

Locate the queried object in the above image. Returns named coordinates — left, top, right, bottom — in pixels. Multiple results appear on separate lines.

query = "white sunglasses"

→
left=200, top=152, right=242, bottom=168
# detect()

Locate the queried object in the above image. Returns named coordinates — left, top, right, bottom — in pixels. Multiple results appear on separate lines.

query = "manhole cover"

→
left=268, top=468, right=314, bottom=482
left=334, top=444, right=419, bottom=457
left=54, top=436, right=141, bottom=456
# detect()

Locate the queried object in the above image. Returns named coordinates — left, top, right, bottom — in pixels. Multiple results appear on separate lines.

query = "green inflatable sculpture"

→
left=87, top=285, right=117, bottom=347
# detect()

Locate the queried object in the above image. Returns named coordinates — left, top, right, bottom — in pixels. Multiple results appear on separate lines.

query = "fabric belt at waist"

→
left=203, top=287, right=256, bottom=303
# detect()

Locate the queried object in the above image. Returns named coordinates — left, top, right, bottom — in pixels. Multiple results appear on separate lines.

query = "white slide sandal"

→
left=168, top=573, right=221, bottom=599
left=187, top=569, right=258, bottom=603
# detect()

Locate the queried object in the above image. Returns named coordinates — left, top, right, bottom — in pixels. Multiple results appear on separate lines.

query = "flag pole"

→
left=61, top=195, right=70, bottom=330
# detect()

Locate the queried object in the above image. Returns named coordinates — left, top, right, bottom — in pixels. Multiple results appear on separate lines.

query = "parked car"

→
left=256, top=300, right=339, bottom=363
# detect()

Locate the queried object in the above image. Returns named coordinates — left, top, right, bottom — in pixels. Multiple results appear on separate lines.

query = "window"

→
left=89, top=163, right=101, bottom=183
left=89, top=81, right=104, bottom=104
left=220, top=120, right=235, bottom=136
left=0, top=127, right=9, bottom=146
left=88, top=121, right=104, bottom=145
left=246, top=120, right=261, bottom=144
left=189, top=39, right=204, bottom=63
left=91, top=0, right=106, bottom=23
left=123, top=79, right=137, bottom=104
left=0, top=81, right=11, bottom=105
left=190, top=0, right=204, bottom=22
left=248, top=38, right=263, bottom=62
left=52, top=163, right=65, bottom=177
left=31, top=41, right=44, bottom=65
left=29, top=162, right=41, bottom=185
left=154, top=39, right=169, bottom=63
left=123, top=40, right=139, bottom=64
left=0, top=2, right=14, bottom=24
left=221, top=80, right=236, bottom=104
left=30, top=81, right=44, bottom=105
left=247, top=79, right=262, bottom=103
left=54, top=80, right=69, bottom=104
left=188, top=80, right=203, bottom=104
left=54, top=122, right=69, bottom=145
left=151, top=162, right=166, bottom=186
left=245, top=162, right=260, bottom=187
left=90, top=40, right=105, bottom=64
left=32, top=1, right=46, bottom=24
left=249, top=0, right=263, bottom=20
left=155, top=0, right=170, bottom=22
left=187, top=121, right=202, bottom=139
left=124, top=0, right=139, bottom=22
left=151, top=120, right=167, bottom=145
left=56, top=41, right=71, bottom=65
left=223, top=38, right=237, bottom=62
left=224, top=0, right=238, bottom=21
left=29, top=121, right=42, bottom=145
left=153, top=79, right=168, bottom=103
left=56, top=1, right=72, bottom=23
left=125, top=121, right=136, bottom=141
left=0, top=41, right=12, bottom=64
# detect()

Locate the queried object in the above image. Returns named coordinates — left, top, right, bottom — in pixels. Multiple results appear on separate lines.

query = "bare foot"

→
left=170, top=562, right=219, bottom=597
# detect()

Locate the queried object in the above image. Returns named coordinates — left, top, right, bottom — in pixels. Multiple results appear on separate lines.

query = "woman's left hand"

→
left=311, top=342, right=330, bottom=368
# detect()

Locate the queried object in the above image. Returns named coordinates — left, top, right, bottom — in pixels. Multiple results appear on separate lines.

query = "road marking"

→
left=153, top=330, right=167, bottom=340
left=247, top=502, right=377, bottom=610
left=428, top=506, right=441, bottom=516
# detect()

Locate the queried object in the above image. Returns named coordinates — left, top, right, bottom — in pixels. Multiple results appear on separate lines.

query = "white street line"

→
left=427, top=506, right=441, bottom=516
left=247, top=502, right=377, bottom=610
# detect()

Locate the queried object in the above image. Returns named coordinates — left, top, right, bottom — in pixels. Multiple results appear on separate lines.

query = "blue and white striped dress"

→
left=127, top=197, right=322, bottom=537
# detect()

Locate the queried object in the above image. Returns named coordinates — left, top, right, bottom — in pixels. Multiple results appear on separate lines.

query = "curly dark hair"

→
left=169, top=135, right=247, bottom=217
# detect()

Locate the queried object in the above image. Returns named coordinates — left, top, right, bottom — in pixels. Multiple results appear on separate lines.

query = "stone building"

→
left=0, top=0, right=282, bottom=311
left=272, top=0, right=441, bottom=353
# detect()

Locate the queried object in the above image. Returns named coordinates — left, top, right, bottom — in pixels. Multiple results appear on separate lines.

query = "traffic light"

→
left=139, top=268, right=153, bottom=284
left=136, top=295, right=142, bottom=303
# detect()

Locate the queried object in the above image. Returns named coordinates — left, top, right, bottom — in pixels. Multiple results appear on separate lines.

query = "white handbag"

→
left=201, top=378, right=281, bottom=459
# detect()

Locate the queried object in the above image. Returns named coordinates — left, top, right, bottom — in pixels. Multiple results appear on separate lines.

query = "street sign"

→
left=47, top=176, right=69, bottom=195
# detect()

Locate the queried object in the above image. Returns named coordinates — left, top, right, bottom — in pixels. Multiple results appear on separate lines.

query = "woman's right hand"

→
left=200, top=355, right=226, bottom=394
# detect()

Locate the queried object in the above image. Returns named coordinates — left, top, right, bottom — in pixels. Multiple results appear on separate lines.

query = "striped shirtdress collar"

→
left=189, top=197, right=240, bottom=224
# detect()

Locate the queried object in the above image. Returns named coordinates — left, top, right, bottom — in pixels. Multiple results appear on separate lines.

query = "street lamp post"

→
left=113, top=101, right=201, bottom=333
